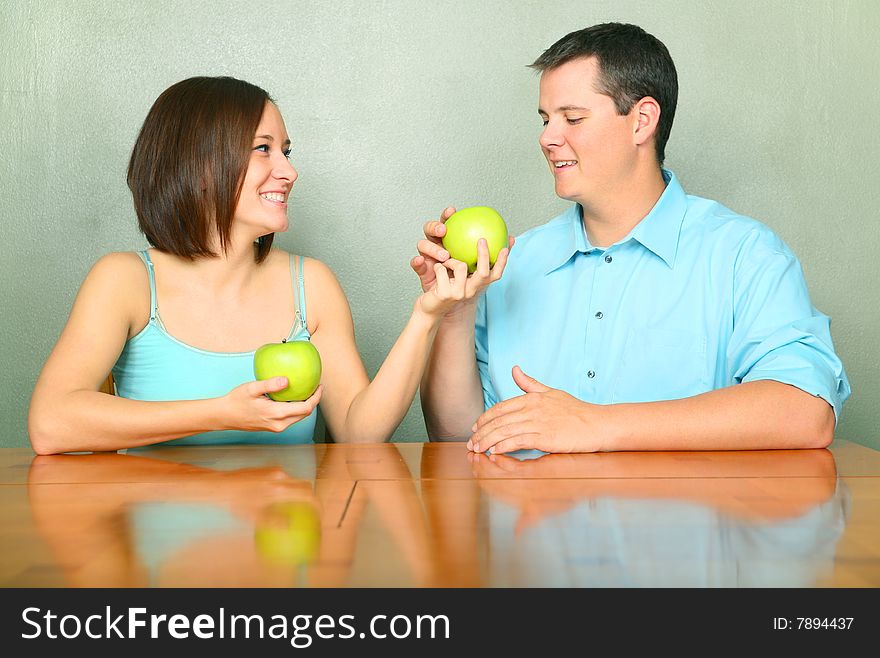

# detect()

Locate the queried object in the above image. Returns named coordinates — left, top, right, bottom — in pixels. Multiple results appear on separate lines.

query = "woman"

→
left=28, top=76, right=509, bottom=454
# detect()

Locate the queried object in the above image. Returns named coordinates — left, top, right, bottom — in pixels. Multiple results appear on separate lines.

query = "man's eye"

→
left=567, top=118, right=583, bottom=125
left=541, top=119, right=549, bottom=127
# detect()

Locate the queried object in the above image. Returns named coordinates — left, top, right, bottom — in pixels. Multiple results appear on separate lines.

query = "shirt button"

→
left=594, top=311, right=603, bottom=319
left=587, top=370, right=596, bottom=379
left=604, top=255, right=613, bottom=263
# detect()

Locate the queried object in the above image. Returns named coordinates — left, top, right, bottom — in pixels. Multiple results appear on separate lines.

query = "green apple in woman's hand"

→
left=253, top=340, right=322, bottom=402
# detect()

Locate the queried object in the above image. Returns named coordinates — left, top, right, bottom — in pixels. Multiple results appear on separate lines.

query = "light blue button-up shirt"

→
left=475, top=170, right=850, bottom=421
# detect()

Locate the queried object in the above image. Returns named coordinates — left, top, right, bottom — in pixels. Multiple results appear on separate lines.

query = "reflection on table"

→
left=469, top=451, right=847, bottom=587
left=23, top=444, right=431, bottom=587
left=4, top=441, right=877, bottom=587
left=420, top=446, right=850, bottom=587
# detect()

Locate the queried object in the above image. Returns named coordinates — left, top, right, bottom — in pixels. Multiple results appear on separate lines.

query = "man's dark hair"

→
left=127, top=76, right=276, bottom=263
left=530, top=23, right=678, bottom=165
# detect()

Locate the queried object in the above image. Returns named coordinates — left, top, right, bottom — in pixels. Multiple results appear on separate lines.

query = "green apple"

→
left=441, top=206, right=509, bottom=273
left=254, top=501, right=321, bottom=566
left=253, top=339, right=322, bottom=402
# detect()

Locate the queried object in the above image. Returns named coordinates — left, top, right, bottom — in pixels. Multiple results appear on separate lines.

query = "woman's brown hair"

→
left=127, top=76, right=275, bottom=263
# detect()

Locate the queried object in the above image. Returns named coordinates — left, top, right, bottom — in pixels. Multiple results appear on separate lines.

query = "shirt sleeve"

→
left=727, top=228, right=851, bottom=423
left=475, top=293, right=500, bottom=410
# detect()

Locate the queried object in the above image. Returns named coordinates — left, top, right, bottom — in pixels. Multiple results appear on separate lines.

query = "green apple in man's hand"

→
left=441, top=206, right=509, bottom=273
left=253, top=339, right=322, bottom=402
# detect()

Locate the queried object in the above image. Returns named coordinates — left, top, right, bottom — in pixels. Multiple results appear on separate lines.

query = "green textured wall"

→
left=2, top=1, right=877, bottom=448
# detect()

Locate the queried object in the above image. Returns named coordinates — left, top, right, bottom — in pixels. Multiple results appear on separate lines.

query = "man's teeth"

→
left=260, top=192, right=285, bottom=202
left=554, top=160, right=577, bottom=168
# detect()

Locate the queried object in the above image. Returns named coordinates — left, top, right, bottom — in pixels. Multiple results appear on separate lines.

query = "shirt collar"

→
left=541, top=204, right=592, bottom=275
left=543, top=169, right=687, bottom=274
left=628, top=169, right=687, bottom=268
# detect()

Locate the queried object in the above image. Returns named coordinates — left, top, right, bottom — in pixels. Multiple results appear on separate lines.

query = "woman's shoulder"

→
left=73, top=252, right=151, bottom=332
left=269, top=250, right=347, bottom=333
left=84, top=251, right=150, bottom=290
left=268, top=249, right=338, bottom=286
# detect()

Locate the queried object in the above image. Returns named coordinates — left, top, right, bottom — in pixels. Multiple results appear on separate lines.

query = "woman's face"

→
left=235, top=101, right=298, bottom=236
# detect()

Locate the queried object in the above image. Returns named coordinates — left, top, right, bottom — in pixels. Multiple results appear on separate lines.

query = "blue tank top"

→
left=112, top=250, right=317, bottom=445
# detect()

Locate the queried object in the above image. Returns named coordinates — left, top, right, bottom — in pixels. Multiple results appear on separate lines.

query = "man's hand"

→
left=467, top=366, right=608, bottom=454
left=467, top=451, right=587, bottom=535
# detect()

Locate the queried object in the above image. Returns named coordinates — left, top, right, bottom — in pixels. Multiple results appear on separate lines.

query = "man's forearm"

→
left=603, top=380, right=835, bottom=451
left=421, top=303, right=484, bottom=441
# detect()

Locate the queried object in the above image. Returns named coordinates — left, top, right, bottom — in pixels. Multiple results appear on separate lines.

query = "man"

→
left=411, top=23, right=850, bottom=454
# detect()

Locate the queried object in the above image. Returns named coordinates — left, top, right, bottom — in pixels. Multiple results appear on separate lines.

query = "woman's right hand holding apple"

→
left=219, top=378, right=322, bottom=433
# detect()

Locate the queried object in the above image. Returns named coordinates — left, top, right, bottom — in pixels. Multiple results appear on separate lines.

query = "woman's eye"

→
left=254, top=144, right=270, bottom=153
left=282, top=148, right=292, bottom=159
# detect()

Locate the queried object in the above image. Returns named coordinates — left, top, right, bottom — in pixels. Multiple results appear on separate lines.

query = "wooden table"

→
left=1, top=440, right=879, bottom=587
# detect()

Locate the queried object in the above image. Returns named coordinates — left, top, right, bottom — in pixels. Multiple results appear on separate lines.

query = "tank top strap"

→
left=298, top=254, right=308, bottom=329
left=287, top=254, right=308, bottom=339
left=136, top=250, right=159, bottom=320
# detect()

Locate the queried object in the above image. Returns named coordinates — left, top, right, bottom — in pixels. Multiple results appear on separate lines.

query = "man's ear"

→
left=633, top=96, right=661, bottom=147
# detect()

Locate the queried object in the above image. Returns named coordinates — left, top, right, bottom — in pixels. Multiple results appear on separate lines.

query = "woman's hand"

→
left=410, top=206, right=457, bottom=294
left=220, top=377, right=322, bottom=433
left=415, top=237, right=512, bottom=319
left=411, top=206, right=514, bottom=318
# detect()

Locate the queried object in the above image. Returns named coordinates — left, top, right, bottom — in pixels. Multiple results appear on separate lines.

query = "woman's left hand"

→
left=416, top=238, right=511, bottom=318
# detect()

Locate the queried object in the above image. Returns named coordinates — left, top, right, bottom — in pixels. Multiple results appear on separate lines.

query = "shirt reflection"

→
left=467, top=449, right=848, bottom=587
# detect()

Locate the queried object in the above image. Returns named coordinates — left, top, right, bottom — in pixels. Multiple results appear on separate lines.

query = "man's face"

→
left=538, top=57, right=637, bottom=207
